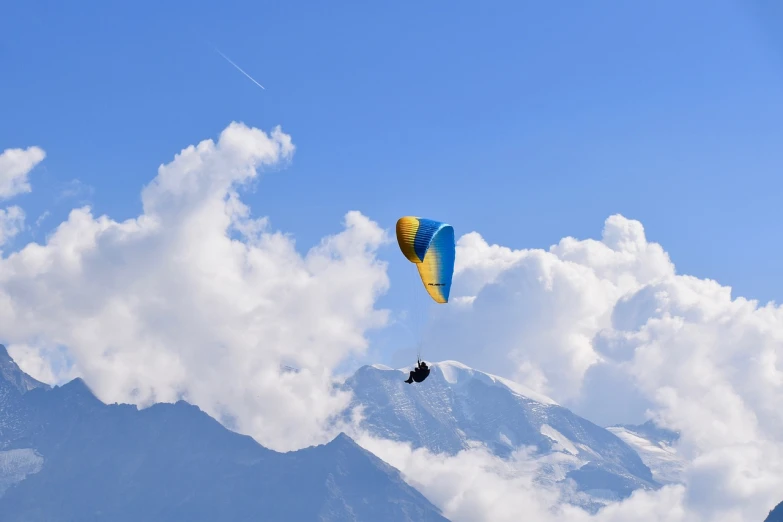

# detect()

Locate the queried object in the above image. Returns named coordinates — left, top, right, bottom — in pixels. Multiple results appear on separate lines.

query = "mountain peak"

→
left=436, top=360, right=559, bottom=405
left=331, top=431, right=354, bottom=445
left=0, top=344, right=50, bottom=395
left=55, top=377, right=102, bottom=405
left=359, top=359, right=559, bottom=406
left=60, top=376, right=90, bottom=392
left=318, top=432, right=376, bottom=458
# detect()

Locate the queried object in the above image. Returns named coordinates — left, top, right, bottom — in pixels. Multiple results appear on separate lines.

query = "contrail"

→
left=212, top=46, right=265, bottom=90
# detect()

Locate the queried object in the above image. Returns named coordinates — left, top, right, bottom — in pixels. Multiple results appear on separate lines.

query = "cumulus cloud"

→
left=0, top=122, right=391, bottom=451
left=355, top=434, right=693, bottom=522
left=0, top=206, right=25, bottom=247
left=355, top=435, right=568, bottom=521
left=425, top=216, right=674, bottom=403
left=0, top=146, right=45, bottom=200
left=0, top=146, right=42, bottom=248
left=407, top=214, right=783, bottom=521
left=359, top=432, right=775, bottom=522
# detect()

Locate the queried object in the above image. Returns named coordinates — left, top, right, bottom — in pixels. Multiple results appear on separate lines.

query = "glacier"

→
left=607, top=421, right=685, bottom=485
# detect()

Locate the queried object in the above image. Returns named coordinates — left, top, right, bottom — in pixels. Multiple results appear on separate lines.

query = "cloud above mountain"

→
left=414, top=213, right=783, bottom=521
left=0, top=122, right=391, bottom=451
left=427, top=215, right=676, bottom=406
left=356, top=433, right=694, bottom=522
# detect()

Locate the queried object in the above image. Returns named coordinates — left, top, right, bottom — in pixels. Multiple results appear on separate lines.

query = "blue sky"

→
left=3, top=0, right=783, bottom=365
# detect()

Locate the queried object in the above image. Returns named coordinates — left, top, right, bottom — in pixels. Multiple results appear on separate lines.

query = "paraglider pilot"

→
left=405, top=359, right=430, bottom=384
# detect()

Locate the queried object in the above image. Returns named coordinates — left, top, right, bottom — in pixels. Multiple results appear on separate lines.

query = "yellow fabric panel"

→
left=416, top=248, right=448, bottom=303
left=396, top=216, right=422, bottom=263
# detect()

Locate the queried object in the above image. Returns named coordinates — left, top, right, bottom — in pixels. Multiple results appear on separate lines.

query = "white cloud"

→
left=0, top=146, right=41, bottom=248
left=355, top=434, right=694, bottom=522
left=406, top=214, right=783, bottom=521
left=425, top=216, right=674, bottom=403
left=6, top=343, right=75, bottom=385
left=0, top=206, right=25, bottom=247
left=0, top=146, right=45, bottom=200
left=0, top=122, right=391, bottom=451
left=355, top=435, right=569, bottom=522
left=34, top=211, right=49, bottom=228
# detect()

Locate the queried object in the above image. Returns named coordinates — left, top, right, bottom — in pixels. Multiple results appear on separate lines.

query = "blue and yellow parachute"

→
left=396, top=216, right=455, bottom=304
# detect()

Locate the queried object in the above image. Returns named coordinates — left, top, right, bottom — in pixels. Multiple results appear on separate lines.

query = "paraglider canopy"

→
left=395, top=216, right=456, bottom=304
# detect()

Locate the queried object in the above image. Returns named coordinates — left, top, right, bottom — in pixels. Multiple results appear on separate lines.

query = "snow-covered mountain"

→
left=0, top=345, right=448, bottom=522
left=342, top=360, right=660, bottom=507
left=607, top=421, right=685, bottom=485
left=1, top=342, right=698, bottom=519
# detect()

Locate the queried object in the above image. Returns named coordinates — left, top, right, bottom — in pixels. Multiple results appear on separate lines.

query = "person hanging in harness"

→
left=404, top=359, right=430, bottom=384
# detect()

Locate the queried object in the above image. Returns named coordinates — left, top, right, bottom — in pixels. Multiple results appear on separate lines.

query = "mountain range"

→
left=0, top=345, right=447, bottom=522
left=1, top=344, right=778, bottom=520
